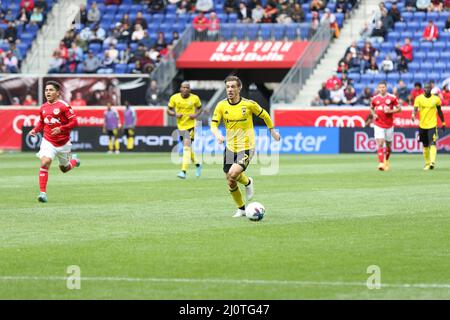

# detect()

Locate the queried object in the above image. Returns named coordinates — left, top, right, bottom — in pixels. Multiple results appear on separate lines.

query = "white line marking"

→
left=0, top=276, right=449, bottom=289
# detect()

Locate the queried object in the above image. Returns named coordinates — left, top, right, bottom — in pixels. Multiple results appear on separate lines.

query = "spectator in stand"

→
left=370, top=20, right=387, bottom=44
left=410, top=82, right=424, bottom=104
left=119, top=23, right=131, bottom=42
left=16, top=8, right=30, bottom=30
left=444, top=16, right=450, bottom=32
left=87, top=2, right=101, bottom=24
left=71, top=92, right=87, bottom=106
left=35, top=0, right=47, bottom=13
left=345, top=41, right=359, bottom=59
left=89, top=24, right=106, bottom=44
left=121, top=13, right=132, bottom=26
left=48, top=50, right=64, bottom=73
left=29, top=7, right=44, bottom=27
left=326, top=73, right=342, bottom=90
left=23, top=94, right=37, bottom=106
left=330, top=83, right=345, bottom=105
left=291, top=3, right=305, bottom=23
left=0, top=93, right=6, bottom=106
left=388, top=2, right=402, bottom=23
left=99, top=51, right=115, bottom=73
left=133, top=43, right=147, bottom=63
left=380, top=11, right=394, bottom=31
left=357, top=87, right=373, bottom=106
left=105, top=44, right=119, bottom=62
left=62, top=30, right=75, bottom=49
left=148, top=0, right=165, bottom=13
left=147, top=46, right=160, bottom=64
left=67, top=42, right=83, bottom=72
left=316, top=82, right=331, bottom=105
left=11, top=97, right=21, bottom=106
left=20, top=0, right=35, bottom=13
left=237, top=2, right=251, bottom=23
left=208, top=12, right=220, bottom=40
left=360, top=41, right=378, bottom=73
left=140, top=30, right=153, bottom=48
left=359, top=22, right=373, bottom=41
left=405, top=0, right=416, bottom=11
left=416, top=0, right=431, bottom=12
left=341, top=73, right=352, bottom=89
left=118, top=44, right=133, bottom=64
left=366, top=57, right=379, bottom=74
left=176, top=0, right=194, bottom=14
left=308, top=11, right=320, bottom=38
left=251, top=3, right=264, bottom=23
left=78, top=4, right=88, bottom=25
left=396, top=37, right=413, bottom=62
left=131, top=23, right=145, bottom=42
left=310, top=0, right=325, bottom=12
left=321, top=8, right=340, bottom=38
left=146, top=79, right=162, bottom=105
left=337, top=53, right=353, bottom=74
left=83, top=50, right=101, bottom=73
left=172, top=31, right=180, bottom=43
left=422, top=20, right=439, bottom=41
left=104, top=32, right=119, bottom=48
left=104, top=0, right=122, bottom=4
left=262, top=1, right=278, bottom=23
left=336, top=0, right=350, bottom=19
left=441, top=85, right=450, bottom=106
left=428, top=0, right=443, bottom=11
left=4, top=51, right=19, bottom=73
left=344, top=85, right=357, bottom=105
left=193, top=11, right=209, bottom=39
left=395, top=80, right=410, bottom=106
left=133, top=11, right=148, bottom=30
left=196, top=0, right=213, bottom=12
left=224, top=0, right=238, bottom=14
left=348, top=52, right=362, bottom=73
left=74, top=33, right=88, bottom=52
left=155, top=31, right=167, bottom=51
left=398, top=56, right=409, bottom=73
left=276, top=2, right=294, bottom=24
left=131, top=60, right=143, bottom=74
left=10, top=43, right=22, bottom=62
left=380, top=55, right=394, bottom=73
left=58, top=41, right=69, bottom=62
left=5, top=22, right=18, bottom=44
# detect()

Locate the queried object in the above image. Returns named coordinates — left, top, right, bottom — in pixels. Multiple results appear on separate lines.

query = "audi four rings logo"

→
left=25, top=132, right=42, bottom=149
left=13, top=115, right=40, bottom=134
left=314, top=115, right=365, bottom=127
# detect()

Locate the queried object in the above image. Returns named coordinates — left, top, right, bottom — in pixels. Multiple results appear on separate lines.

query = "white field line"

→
left=0, top=276, right=449, bottom=289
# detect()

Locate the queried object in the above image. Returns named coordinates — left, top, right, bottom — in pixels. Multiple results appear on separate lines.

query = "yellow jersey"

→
left=168, top=93, right=202, bottom=130
left=414, top=94, right=442, bottom=129
left=211, top=97, right=274, bottom=153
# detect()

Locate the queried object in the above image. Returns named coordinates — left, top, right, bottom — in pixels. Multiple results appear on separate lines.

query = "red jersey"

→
left=33, top=99, right=78, bottom=147
left=411, top=88, right=424, bottom=103
left=371, top=93, right=399, bottom=129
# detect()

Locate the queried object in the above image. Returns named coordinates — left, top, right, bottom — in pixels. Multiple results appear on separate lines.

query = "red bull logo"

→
left=437, top=135, right=450, bottom=151
left=354, top=132, right=422, bottom=153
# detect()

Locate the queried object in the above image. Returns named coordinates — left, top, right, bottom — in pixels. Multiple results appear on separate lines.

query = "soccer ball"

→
left=245, top=202, right=265, bottom=221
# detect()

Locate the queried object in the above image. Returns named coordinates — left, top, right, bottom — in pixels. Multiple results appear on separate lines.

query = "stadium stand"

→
left=0, top=0, right=56, bottom=73
left=318, top=0, right=450, bottom=107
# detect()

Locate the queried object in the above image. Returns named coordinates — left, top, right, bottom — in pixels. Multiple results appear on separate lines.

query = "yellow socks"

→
left=430, top=145, right=437, bottom=164
left=108, top=138, right=114, bottom=151
left=114, top=138, right=120, bottom=152
left=423, top=147, right=430, bottom=165
left=237, top=173, right=249, bottom=186
left=127, top=137, right=134, bottom=150
left=229, top=186, right=245, bottom=208
left=182, top=146, right=191, bottom=171
left=190, top=149, right=197, bottom=165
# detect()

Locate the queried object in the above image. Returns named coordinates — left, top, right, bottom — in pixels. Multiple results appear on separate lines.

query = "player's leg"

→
left=178, top=130, right=191, bottom=179
left=236, top=149, right=254, bottom=200
left=188, top=128, right=202, bottom=177
left=58, top=149, right=80, bottom=173
left=224, top=149, right=245, bottom=217
left=384, top=127, right=394, bottom=170
left=419, top=128, right=431, bottom=170
left=126, top=128, right=134, bottom=151
left=429, top=127, right=438, bottom=169
left=113, top=129, right=120, bottom=153
left=374, top=125, right=386, bottom=170
left=107, top=130, right=114, bottom=153
left=36, top=139, right=57, bottom=202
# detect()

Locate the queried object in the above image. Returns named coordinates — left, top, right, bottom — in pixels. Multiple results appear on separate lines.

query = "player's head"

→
left=106, top=102, right=112, bottom=110
left=45, top=81, right=61, bottom=103
left=414, top=82, right=422, bottom=89
left=424, top=83, right=432, bottom=96
left=125, top=100, right=130, bottom=108
left=180, top=81, right=191, bottom=98
left=377, top=81, right=387, bottom=95
left=224, top=75, right=242, bottom=101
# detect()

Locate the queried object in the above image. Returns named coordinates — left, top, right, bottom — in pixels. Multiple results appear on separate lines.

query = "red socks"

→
left=377, top=147, right=385, bottom=163
left=385, top=146, right=391, bottom=160
left=39, top=166, right=48, bottom=192
left=68, top=159, right=78, bottom=170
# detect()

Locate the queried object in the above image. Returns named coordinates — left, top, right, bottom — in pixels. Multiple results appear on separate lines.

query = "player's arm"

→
left=390, top=99, right=402, bottom=114
left=189, top=98, right=203, bottom=119
left=132, top=109, right=137, bottom=127
left=29, top=111, right=44, bottom=136
left=53, top=106, right=78, bottom=135
left=437, top=105, right=446, bottom=132
left=167, top=97, right=182, bottom=118
left=103, top=112, right=107, bottom=133
left=210, top=104, right=224, bottom=144
left=252, top=102, right=281, bottom=141
left=412, top=99, right=419, bottom=122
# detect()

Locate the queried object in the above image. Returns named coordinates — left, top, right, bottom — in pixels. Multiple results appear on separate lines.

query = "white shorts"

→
left=36, top=138, right=72, bottom=167
left=374, top=125, right=394, bottom=142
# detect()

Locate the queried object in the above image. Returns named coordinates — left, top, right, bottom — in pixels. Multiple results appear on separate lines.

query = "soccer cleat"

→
left=232, top=208, right=246, bottom=218
left=245, top=177, right=254, bottom=200
left=377, top=163, right=385, bottom=171
left=107, top=150, right=113, bottom=154
left=37, top=192, right=48, bottom=203
left=384, top=159, right=390, bottom=171
left=430, top=162, right=435, bottom=170
left=423, top=165, right=431, bottom=171
left=195, top=164, right=202, bottom=178
left=177, top=171, right=186, bottom=179
left=115, top=150, right=120, bottom=154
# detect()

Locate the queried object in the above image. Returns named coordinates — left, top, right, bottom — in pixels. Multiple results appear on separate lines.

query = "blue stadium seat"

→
left=127, top=63, right=135, bottom=72
left=434, top=62, right=446, bottom=72
left=414, top=73, right=426, bottom=82
left=220, top=24, right=234, bottom=40
left=113, top=64, right=127, bottom=73
left=159, top=23, right=172, bottom=34
left=440, top=51, right=450, bottom=61
left=217, top=13, right=227, bottom=23
left=105, top=5, right=118, bottom=14
left=387, top=73, right=400, bottom=82
left=414, top=11, right=426, bottom=20
left=402, top=12, right=413, bottom=20
left=117, top=4, right=131, bottom=14
left=394, top=22, right=406, bottom=32
left=166, top=4, right=177, bottom=14
left=433, top=42, right=446, bottom=51
left=401, top=31, right=412, bottom=39
left=440, top=32, right=450, bottom=42
left=413, top=31, right=423, bottom=39
left=234, top=24, right=246, bottom=40
left=273, top=25, right=286, bottom=40
left=427, top=51, right=440, bottom=60
left=88, top=43, right=102, bottom=54
left=427, top=12, right=440, bottom=20
left=348, top=73, right=360, bottom=81
left=116, top=42, right=127, bottom=51
left=152, top=13, right=164, bottom=24
left=260, top=24, right=272, bottom=40
left=228, top=13, right=238, bottom=23
left=400, top=73, right=413, bottom=82
left=165, top=13, right=177, bottom=23
left=286, top=24, right=299, bottom=40
left=407, top=21, right=420, bottom=31
left=246, top=24, right=259, bottom=40
left=421, top=62, right=433, bottom=72
left=130, top=4, right=143, bottom=12
left=172, top=23, right=185, bottom=34
left=415, top=52, right=426, bottom=61
left=335, top=13, right=344, bottom=28
left=420, top=41, right=433, bottom=50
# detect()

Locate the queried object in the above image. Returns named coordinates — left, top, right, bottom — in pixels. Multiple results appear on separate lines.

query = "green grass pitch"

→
left=0, top=152, right=449, bottom=299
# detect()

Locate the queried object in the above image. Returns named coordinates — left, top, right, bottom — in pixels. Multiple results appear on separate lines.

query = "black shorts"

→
left=419, top=127, right=438, bottom=147
left=223, top=148, right=254, bottom=173
left=124, top=128, right=135, bottom=137
left=179, top=127, right=195, bottom=143
left=107, top=129, right=118, bottom=137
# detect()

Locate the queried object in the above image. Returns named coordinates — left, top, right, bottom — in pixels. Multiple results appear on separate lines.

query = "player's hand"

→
left=176, top=113, right=183, bottom=118
left=51, top=127, right=61, bottom=135
left=270, top=129, right=281, bottom=141
left=216, top=135, right=225, bottom=144
left=28, top=129, right=36, bottom=137
left=189, top=114, right=197, bottom=119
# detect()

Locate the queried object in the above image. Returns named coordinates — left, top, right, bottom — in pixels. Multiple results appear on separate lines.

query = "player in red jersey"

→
left=28, top=81, right=81, bottom=203
left=369, top=81, right=401, bottom=171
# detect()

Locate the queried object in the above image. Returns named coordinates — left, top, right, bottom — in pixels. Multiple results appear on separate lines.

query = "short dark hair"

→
left=378, top=80, right=387, bottom=86
left=414, top=82, right=422, bottom=88
left=45, top=80, right=61, bottom=91
left=224, top=75, right=242, bottom=88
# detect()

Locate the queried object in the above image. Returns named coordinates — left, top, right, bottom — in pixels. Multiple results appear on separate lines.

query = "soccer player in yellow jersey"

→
left=211, top=76, right=281, bottom=218
left=412, top=82, right=446, bottom=170
left=167, top=81, right=203, bottom=179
